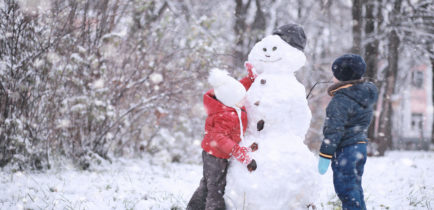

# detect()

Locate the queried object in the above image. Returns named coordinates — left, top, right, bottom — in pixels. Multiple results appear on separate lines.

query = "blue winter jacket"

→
left=319, top=80, right=378, bottom=159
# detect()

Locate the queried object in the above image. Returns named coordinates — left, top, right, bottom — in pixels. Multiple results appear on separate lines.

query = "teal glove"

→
left=318, top=157, right=331, bottom=175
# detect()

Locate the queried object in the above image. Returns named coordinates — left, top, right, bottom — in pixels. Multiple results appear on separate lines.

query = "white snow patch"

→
left=0, top=158, right=200, bottom=210
left=0, top=151, right=432, bottom=209
left=18, top=0, right=51, bottom=13
left=56, top=119, right=71, bottom=129
left=150, top=73, right=164, bottom=84
left=91, top=79, right=105, bottom=89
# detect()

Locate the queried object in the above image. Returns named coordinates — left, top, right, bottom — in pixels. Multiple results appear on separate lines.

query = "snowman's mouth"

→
left=259, top=57, right=282, bottom=63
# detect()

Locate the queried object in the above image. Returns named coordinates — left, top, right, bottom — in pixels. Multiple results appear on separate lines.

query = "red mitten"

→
left=245, top=62, right=257, bottom=81
left=232, top=144, right=252, bottom=165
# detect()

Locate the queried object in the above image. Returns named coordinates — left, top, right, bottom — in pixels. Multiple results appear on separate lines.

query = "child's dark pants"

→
left=332, top=143, right=367, bottom=210
left=187, top=151, right=229, bottom=210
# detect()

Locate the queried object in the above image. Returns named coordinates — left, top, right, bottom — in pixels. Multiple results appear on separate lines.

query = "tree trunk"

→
left=365, top=0, right=381, bottom=144
left=351, top=0, right=364, bottom=54
left=249, top=0, right=266, bottom=46
left=364, top=0, right=384, bottom=155
left=0, top=82, right=9, bottom=167
left=364, top=0, right=379, bottom=79
left=233, top=0, right=252, bottom=68
left=431, top=58, right=434, bottom=144
left=376, top=0, right=402, bottom=156
left=233, top=0, right=267, bottom=69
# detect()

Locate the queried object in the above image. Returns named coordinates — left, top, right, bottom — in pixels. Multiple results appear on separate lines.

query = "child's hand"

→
left=245, top=62, right=257, bottom=80
left=318, top=157, right=331, bottom=175
left=247, top=159, right=257, bottom=172
left=249, top=142, right=258, bottom=152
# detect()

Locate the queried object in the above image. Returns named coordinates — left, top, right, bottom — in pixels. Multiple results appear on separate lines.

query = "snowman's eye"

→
left=263, top=48, right=267, bottom=52
left=272, top=46, right=277, bottom=51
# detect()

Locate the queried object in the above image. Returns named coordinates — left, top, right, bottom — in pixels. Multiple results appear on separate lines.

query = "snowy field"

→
left=0, top=151, right=433, bottom=210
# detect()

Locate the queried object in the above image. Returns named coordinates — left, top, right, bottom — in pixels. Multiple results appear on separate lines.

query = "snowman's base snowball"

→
left=225, top=133, right=321, bottom=210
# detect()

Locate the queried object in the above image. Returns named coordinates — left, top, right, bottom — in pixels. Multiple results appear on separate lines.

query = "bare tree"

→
left=351, top=0, right=364, bottom=54
left=364, top=0, right=382, bottom=79
left=233, top=0, right=252, bottom=68
left=365, top=0, right=383, bottom=150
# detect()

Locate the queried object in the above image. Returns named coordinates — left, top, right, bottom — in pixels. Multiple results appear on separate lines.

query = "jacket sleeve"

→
left=210, top=116, right=237, bottom=156
left=239, top=76, right=255, bottom=91
left=319, top=94, right=351, bottom=159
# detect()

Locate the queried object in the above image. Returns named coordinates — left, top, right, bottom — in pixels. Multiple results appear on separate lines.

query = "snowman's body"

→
left=225, top=35, right=319, bottom=209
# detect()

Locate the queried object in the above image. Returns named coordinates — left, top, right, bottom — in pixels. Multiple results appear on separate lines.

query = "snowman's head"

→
left=247, top=35, right=306, bottom=75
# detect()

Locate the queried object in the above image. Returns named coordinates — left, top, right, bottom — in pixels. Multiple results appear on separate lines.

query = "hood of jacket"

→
left=203, top=89, right=244, bottom=115
left=328, top=79, right=378, bottom=108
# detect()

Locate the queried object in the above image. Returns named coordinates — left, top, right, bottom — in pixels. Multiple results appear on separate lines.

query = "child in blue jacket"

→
left=318, top=54, right=378, bottom=210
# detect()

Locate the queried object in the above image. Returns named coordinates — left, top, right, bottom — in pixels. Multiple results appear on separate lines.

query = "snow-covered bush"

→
left=0, top=1, right=54, bottom=170
left=0, top=0, right=216, bottom=170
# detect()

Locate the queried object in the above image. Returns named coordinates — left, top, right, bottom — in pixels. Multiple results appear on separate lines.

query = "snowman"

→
left=225, top=24, right=320, bottom=209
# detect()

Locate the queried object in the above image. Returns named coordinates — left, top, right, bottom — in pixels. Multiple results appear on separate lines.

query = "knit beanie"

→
left=208, top=69, right=246, bottom=107
left=332, top=54, right=366, bottom=81
left=272, top=24, right=306, bottom=51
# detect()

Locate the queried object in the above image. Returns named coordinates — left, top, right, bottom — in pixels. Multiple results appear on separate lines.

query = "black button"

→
left=257, top=120, right=264, bottom=131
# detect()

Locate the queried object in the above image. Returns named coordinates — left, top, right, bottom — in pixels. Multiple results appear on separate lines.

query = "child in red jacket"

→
left=187, top=65, right=258, bottom=210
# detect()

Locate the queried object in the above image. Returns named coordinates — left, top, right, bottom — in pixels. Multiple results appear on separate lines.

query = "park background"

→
left=0, top=0, right=433, bottom=209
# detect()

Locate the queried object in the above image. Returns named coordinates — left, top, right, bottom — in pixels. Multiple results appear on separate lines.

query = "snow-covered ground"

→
left=0, top=151, right=433, bottom=210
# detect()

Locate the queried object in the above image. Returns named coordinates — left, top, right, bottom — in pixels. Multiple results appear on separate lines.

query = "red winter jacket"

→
left=201, top=76, right=254, bottom=159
